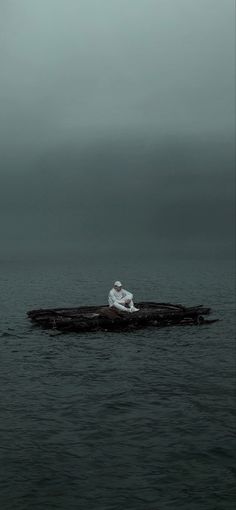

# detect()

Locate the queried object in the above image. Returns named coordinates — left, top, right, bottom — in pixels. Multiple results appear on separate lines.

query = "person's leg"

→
left=118, top=297, right=132, bottom=309
left=127, top=296, right=139, bottom=312
left=112, top=302, right=131, bottom=312
left=119, top=293, right=133, bottom=309
left=119, top=297, right=128, bottom=305
left=130, top=305, right=139, bottom=312
left=123, top=294, right=139, bottom=311
left=120, top=293, right=139, bottom=312
left=122, top=300, right=139, bottom=313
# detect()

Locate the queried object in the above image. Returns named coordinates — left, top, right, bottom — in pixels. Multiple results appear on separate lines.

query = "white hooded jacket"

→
left=108, top=288, right=133, bottom=307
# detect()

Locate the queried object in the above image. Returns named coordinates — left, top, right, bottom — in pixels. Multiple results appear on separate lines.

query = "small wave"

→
left=0, top=330, right=25, bottom=339
left=0, top=331, right=14, bottom=338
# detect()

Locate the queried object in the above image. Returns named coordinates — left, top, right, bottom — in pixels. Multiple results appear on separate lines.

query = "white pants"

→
left=111, top=294, right=134, bottom=312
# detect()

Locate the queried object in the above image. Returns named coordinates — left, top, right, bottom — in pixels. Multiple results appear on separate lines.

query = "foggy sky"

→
left=0, top=0, right=235, bottom=259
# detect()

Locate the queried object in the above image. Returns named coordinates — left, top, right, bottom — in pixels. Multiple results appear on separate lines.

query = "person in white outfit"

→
left=108, top=281, right=139, bottom=313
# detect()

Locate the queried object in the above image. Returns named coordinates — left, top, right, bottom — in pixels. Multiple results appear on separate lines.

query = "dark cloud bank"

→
left=1, top=134, right=235, bottom=260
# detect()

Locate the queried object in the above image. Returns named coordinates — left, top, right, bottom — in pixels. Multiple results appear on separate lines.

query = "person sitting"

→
left=108, top=281, right=139, bottom=313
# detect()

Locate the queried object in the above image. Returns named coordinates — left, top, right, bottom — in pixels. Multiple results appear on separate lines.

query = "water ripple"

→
left=0, top=259, right=235, bottom=510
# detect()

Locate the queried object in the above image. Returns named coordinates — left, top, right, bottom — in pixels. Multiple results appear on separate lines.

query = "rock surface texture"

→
left=27, top=302, right=218, bottom=333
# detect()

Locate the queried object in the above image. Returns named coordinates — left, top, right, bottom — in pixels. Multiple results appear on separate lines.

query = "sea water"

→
left=0, top=256, right=235, bottom=510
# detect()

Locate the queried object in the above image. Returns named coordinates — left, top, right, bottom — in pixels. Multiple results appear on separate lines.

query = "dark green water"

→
left=0, top=257, right=235, bottom=510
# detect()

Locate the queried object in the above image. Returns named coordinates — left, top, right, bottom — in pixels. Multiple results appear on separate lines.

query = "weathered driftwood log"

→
left=27, top=302, right=218, bottom=333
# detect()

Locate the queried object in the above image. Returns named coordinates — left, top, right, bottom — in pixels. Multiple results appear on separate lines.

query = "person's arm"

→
left=122, top=289, right=133, bottom=301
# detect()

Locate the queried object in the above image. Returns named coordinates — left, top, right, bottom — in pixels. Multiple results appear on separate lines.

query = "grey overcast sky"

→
left=1, top=0, right=235, bottom=147
left=0, top=0, right=235, bottom=259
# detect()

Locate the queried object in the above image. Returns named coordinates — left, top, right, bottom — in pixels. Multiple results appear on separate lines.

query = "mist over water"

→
left=1, top=134, right=235, bottom=261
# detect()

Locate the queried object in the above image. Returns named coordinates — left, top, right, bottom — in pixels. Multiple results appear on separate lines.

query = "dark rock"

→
left=27, top=302, right=217, bottom=333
